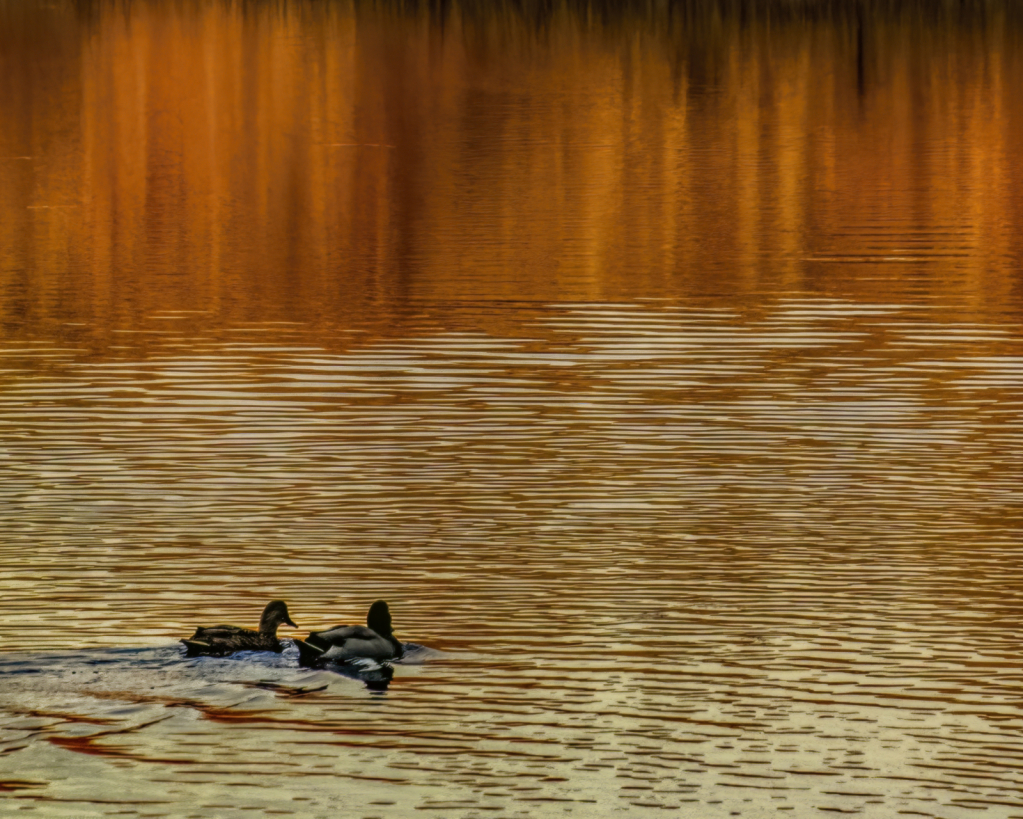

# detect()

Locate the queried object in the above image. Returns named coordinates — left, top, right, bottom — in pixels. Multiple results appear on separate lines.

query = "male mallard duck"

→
left=295, top=600, right=403, bottom=665
left=181, top=600, right=297, bottom=657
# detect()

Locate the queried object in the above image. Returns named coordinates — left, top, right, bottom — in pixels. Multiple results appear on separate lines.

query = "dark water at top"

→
left=2, top=2, right=1023, bottom=817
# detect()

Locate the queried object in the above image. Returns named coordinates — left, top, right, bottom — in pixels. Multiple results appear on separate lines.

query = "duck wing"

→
left=306, top=624, right=379, bottom=649
left=301, top=625, right=397, bottom=662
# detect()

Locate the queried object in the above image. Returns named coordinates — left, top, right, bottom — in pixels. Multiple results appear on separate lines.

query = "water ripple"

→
left=2, top=298, right=1023, bottom=816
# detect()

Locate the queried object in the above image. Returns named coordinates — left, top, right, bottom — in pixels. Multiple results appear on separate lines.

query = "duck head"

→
left=259, top=600, right=297, bottom=635
left=366, top=600, right=393, bottom=636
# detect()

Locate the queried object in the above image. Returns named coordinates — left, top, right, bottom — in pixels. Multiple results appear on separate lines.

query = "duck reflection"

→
left=319, top=656, right=396, bottom=692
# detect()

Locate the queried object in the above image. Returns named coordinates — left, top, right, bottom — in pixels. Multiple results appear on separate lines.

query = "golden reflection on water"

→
left=3, top=3, right=1023, bottom=818
left=1, top=1, right=1023, bottom=337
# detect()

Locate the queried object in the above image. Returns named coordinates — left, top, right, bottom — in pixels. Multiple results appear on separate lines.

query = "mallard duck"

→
left=181, top=600, right=297, bottom=657
left=295, top=600, right=403, bottom=665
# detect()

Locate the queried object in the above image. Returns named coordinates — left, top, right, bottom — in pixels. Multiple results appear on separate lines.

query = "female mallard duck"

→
left=295, top=600, right=403, bottom=666
left=181, top=600, right=297, bottom=657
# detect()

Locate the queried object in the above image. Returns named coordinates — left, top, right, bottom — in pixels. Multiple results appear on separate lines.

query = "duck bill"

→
left=285, top=617, right=297, bottom=628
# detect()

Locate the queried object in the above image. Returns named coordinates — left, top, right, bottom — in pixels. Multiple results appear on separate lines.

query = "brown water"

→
left=3, top=1, right=1023, bottom=817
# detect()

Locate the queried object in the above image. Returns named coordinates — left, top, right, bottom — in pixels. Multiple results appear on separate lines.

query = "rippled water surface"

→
left=3, top=1, right=1023, bottom=817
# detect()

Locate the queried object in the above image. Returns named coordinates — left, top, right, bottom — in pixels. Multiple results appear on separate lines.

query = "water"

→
left=2, top=1, right=1023, bottom=817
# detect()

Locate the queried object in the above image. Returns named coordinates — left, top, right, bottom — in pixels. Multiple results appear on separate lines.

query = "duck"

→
left=295, top=600, right=403, bottom=666
left=181, top=600, right=297, bottom=657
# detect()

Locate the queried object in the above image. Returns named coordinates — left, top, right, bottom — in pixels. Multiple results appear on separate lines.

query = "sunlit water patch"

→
left=3, top=298, right=1023, bottom=816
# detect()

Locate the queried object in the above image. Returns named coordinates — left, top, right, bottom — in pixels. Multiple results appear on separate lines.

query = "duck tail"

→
left=181, top=639, right=211, bottom=657
left=304, top=632, right=332, bottom=651
left=294, top=638, right=326, bottom=667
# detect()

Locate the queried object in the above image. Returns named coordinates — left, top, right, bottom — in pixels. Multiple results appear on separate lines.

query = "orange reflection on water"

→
left=1, top=1, right=1022, bottom=340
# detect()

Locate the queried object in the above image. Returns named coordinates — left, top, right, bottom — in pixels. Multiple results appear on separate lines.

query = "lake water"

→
left=3, top=1, right=1023, bottom=816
